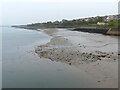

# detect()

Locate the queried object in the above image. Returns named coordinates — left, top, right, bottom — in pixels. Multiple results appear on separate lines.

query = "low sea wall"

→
left=107, top=28, right=120, bottom=36
left=73, top=28, right=119, bottom=36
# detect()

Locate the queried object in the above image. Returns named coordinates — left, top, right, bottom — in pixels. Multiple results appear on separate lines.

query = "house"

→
left=84, top=18, right=89, bottom=21
left=112, top=15, right=120, bottom=21
left=97, top=22, right=106, bottom=25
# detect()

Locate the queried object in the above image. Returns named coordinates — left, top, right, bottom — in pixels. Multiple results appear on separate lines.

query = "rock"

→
left=97, top=81, right=101, bottom=82
left=98, top=58, right=101, bottom=60
left=107, top=56, right=111, bottom=58
left=89, top=53, right=92, bottom=55
left=114, top=59, right=116, bottom=60
left=112, top=52, right=114, bottom=54
left=101, top=55, right=106, bottom=57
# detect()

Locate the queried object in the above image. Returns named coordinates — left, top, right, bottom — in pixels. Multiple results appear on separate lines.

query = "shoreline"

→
left=35, top=28, right=118, bottom=88
left=12, top=25, right=120, bottom=36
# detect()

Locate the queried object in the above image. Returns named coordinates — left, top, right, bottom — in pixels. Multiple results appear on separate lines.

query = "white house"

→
left=97, top=22, right=108, bottom=25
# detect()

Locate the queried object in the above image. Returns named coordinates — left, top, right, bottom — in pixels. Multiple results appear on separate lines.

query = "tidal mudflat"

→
left=35, top=28, right=118, bottom=88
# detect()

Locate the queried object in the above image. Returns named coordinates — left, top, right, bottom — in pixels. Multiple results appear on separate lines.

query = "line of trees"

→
left=27, top=16, right=119, bottom=28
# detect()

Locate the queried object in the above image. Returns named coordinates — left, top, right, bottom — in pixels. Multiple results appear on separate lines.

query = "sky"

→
left=0, top=0, right=119, bottom=25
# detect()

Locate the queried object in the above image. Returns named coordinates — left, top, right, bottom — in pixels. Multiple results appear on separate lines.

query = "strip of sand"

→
left=35, top=28, right=118, bottom=88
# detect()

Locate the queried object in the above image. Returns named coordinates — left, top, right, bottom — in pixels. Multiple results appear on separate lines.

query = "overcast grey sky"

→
left=0, top=0, right=119, bottom=25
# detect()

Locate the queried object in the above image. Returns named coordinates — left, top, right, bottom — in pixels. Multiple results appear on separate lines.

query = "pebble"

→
left=89, top=53, right=92, bottom=55
left=97, top=81, right=101, bottom=82
left=107, top=56, right=111, bottom=58
left=101, top=55, right=106, bottom=57
left=112, top=52, right=114, bottom=54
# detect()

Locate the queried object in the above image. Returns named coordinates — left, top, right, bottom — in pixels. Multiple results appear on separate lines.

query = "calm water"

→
left=2, top=27, right=97, bottom=88
left=0, top=27, right=2, bottom=89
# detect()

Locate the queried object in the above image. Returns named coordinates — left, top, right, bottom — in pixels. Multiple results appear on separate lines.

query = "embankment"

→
left=73, top=28, right=120, bottom=36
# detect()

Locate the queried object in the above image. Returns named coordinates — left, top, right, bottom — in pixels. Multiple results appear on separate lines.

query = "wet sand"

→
left=35, top=28, right=118, bottom=88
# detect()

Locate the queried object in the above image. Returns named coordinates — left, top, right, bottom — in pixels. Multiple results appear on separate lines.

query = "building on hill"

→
left=97, top=22, right=108, bottom=25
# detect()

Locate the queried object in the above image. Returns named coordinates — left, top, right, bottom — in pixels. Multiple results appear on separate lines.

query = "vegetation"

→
left=108, top=20, right=120, bottom=28
left=26, top=15, right=119, bottom=29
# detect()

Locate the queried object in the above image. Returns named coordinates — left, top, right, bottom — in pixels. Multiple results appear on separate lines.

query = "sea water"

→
left=2, top=26, right=97, bottom=88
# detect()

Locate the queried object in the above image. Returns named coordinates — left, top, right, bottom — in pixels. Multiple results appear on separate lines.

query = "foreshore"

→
left=12, top=25, right=120, bottom=36
left=35, top=28, right=118, bottom=88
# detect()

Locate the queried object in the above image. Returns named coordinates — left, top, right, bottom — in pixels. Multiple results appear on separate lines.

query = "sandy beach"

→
left=35, top=28, right=118, bottom=88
